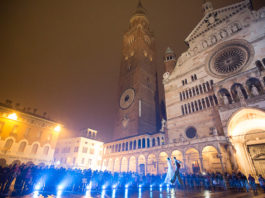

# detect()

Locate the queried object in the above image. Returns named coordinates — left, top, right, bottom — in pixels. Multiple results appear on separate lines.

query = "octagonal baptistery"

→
left=163, top=0, right=265, bottom=175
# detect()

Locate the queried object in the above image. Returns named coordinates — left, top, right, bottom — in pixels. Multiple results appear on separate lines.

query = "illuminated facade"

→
left=103, top=0, right=265, bottom=178
left=54, top=135, right=103, bottom=170
left=0, top=101, right=61, bottom=166
left=163, top=0, right=265, bottom=177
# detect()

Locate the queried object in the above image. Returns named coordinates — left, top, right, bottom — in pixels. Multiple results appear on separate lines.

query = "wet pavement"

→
left=4, top=188, right=265, bottom=198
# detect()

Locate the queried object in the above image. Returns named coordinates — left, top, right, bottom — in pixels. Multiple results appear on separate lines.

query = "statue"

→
left=179, top=134, right=185, bottom=142
left=251, top=85, right=259, bottom=96
left=212, top=127, right=218, bottom=136
left=161, top=118, right=166, bottom=132
left=236, top=86, right=245, bottom=100
left=222, top=95, right=229, bottom=105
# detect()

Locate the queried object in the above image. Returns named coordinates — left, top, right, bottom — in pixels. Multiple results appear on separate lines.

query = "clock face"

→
left=120, top=88, right=135, bottom=109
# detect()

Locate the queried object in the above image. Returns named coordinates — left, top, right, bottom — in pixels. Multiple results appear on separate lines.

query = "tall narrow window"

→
left=142, top=138, right=145, bottom=148
left=191, top=102, right=195, bottom=112
left=4, top=139, right=14, bottom=150
left=138, top=139, right=141, bottom=149
left=198, top=100, right=202, bottom=110
left=152, top=138, right=156, bottom=147
left=157, top=137, right=160, bottom=146
left=206, top=97, right=210, bottom=107
left=202, top=99, right=206, bottom=108
left=179, top=93, right=182, bottom=101
left=31, top=144, right=38, bottom=154
left=198, top=85, right=202, bottom=93
left=184, top=104, right=188, bottom=114
left=18, top=141, right=27, bottom=153
left=181, top=106, right=184, bottom=115
left=147, top=138, right=150, bottom=148
left=194, top=101, right=198, bottom=111
left=188, top=103, right=191, bottom=113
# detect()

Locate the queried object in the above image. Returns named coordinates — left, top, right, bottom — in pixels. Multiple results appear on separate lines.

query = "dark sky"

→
left=0, top=0, right=264, bottom=141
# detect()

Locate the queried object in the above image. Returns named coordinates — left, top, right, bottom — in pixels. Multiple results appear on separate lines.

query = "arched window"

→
left=194, top=101, right=198, bottom=111
left=192, top=87, right=195, bottom=96
left=191, top=102, right=194, bottom=112
left=183, top=91, right=185, bottom=99
left=231, top=83, right=248, bottom=102
left=188, top=103, right=191, bottom=113
left=255, top=60, right=263, bottom=71
left=122, top=143, right=125, bottom=151
left=179, top=93, right=182, bottom=101
left=157, top=137, right=160, bottom=146
left=118, top=144, right=121, bottom=152
left=181, top=105, right=184, bottom=115
left=218, top=88, right=232, bottom=104
left=194, top=74, right=197, bottom=80
left=138, top=139, right=141, bottom=149
left=196, top=86, right=199, bottom=95
left=206, top=81, right=210, bottom=91
left=31, top=144, right=38, bottom=154
left=142, top=138, right=145, bottom=148
left=152, top=138, right=156, bottom=147
left=205, top=97, right=210, bottom=107
left=126, top=142, right=128, bottom=151
left=198, top=100, right=202, bottom=110
left=4, top=139, right=13, bottom=150
left=18, top=141, right=27, bottom=153
left=213, top=95, right=218, bottom=105
left=199, top=85, right=203, bottom=93
left=161, top=137, right=165, bottom=145
left=129, top=141, right=132, bottom=150
left=203, top=83, right=206, bottom=92
left=147, top=138, right=150, bottom=148
left=133, top=140, right=136, bottom=150
left=246, top=78, right=263, bottom=96
left=43, top=146, right=49, bottom=155
left=184, top=104, right=187, bottom=114
left=209, top=96, right=214, bottom=106
left=202, top=99, right=206, bottom=108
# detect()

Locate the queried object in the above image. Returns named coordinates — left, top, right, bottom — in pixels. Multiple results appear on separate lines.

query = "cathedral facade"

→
left=102, top=0, right=265, bottom=178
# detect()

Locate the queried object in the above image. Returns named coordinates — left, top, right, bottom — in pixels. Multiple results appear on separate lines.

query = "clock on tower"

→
left=113, top=1, right=158, bottom=140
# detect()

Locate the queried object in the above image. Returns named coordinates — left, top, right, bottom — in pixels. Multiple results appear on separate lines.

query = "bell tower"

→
left=113, top=1, right=158, bottom=140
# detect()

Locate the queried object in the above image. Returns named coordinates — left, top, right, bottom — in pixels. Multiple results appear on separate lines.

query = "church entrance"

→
left=228, top=108, right=265, bottom=178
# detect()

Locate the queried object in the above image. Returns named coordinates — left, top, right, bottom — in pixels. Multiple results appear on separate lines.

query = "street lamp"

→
left=7, top=113, right=18, bottom=121
left=54, top=125, right=61, bottom=132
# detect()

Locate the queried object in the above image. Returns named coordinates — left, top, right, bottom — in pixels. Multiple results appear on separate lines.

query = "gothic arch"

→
left=147, top=154, right=157, bottom=175
left=218, top=88, right=233, bottom=104
left=246, top=78, right=263, bottom=96
left=158, top=152, right=168, bottom=174
left=129, top=156, right=136, bottom=172
left=121, top=157, right=128, bottom=172
left=231, top=83, right=248, bottom=102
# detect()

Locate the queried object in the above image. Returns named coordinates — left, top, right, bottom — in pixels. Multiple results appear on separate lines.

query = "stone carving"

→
left=212, top=127, right=218, bottom=136
left=251, top=85, right=259, bottom=96
left=223, top=95, right=229, bottom=105
left=236, top=86, right=245, bottom=100
left=122, top=116, right=129, bottom=128
left=163, top=72, right=170, bottom=80
left=213, top=47, right=247, bottom=74
left=179, top=134, right=185, bottom=142
left=161, top=118, right=166, bottom=132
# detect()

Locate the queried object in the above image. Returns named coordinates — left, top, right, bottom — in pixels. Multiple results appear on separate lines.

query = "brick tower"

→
left=113, top=1, right=158, bottom=140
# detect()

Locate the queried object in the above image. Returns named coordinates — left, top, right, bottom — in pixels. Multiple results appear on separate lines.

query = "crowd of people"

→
left=0, top=163, right=265, bottom=196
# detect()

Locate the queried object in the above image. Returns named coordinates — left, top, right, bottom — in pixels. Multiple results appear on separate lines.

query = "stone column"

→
left=199, top=152, right=204, bottom=172
left=217, top=144, right=225, bottom=173
left=136, top=157, right=139, bottom=174
left=228, top=144, right=238, bottom=171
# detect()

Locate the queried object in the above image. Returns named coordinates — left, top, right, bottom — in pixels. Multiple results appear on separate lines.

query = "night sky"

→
left=0, top=0, right=264, bottom=141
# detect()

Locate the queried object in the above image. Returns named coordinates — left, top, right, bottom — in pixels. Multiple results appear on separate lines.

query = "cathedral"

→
left=102, top=0, right=265, bottom=178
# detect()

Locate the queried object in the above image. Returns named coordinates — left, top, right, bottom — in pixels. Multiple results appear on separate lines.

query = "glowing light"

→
left=57, top=185, right=63, bottom=190
left=125, top=184, right=129, bottom=189
left=86, top=182, right=92, bottom=190
left=167, top=184, right=170, bottom=188
left=159, top=184, right=163, bottom=188
left=54, top=125, right=61, bottom=132
left=138, top=184, right=142, bottom=188
left=112, top=189, right=116, bottom=198
left=202, top=171, right=206, bottom=175
left=102, top=185, right=106, bottom=190
left=33, top=191, right=39, bottom=198
left=34, top=184, right=41, bottom=191
left=57, top=190, right=62, bottom=197
left=125, top=188, right=129, bottom=198
left=7, top=113, right=17, bottom=121
left=101, top=189, right=106, bottom=198
left=112, top=184, right=117, bottom=189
